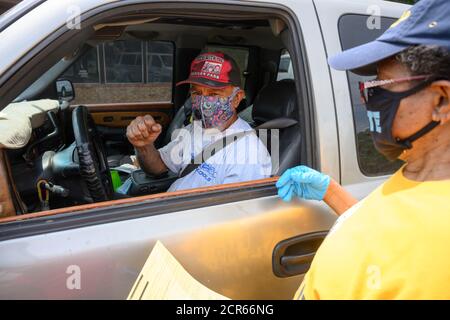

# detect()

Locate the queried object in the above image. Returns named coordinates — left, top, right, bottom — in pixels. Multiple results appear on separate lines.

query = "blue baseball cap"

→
left=328, top=0, right=450, bottom=75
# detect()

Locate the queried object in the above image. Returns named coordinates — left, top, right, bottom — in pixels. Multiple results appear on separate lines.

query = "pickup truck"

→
left=0, top=0, right=407, bottom=299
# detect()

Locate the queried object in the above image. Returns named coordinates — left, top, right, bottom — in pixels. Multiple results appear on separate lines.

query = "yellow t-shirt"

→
left=295, top=167, right=450, bottom=299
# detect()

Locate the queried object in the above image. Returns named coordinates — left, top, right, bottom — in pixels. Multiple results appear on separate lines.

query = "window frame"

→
left=0, top=1, right=314, bottom=233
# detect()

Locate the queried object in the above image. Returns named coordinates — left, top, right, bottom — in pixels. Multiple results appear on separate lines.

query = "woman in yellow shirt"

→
left=277, top=0, right=450, bottom=299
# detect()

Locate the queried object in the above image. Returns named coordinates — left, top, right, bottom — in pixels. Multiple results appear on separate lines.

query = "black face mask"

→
left=365, top=78, right=440, bottom=161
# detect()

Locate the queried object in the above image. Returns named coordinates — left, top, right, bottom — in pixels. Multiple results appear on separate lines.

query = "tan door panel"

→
left=91, top=111, right=170, bottom=128
left=0, top=151, right=15, bottom=218
left=72, top=102, right=174, bottom=128
left=78, top=101, right=173, bottom=112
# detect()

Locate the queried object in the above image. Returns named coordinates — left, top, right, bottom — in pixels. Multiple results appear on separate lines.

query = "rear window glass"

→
left=62, top=40, right=174, bottom=104
left=205, top=45, right=249, bottom=87
left=277, top=49, right=294, bottom=81
left=338, top=14, right=404, bottom=176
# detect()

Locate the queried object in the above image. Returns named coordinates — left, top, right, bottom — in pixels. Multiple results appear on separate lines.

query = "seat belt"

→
left=178, top=117, right=298, bottom=178
left=178, top=130, right=253, bottom=178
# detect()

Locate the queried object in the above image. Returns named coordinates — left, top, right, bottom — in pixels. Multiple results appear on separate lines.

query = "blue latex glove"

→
left=276, top=166, right=331, bottom=202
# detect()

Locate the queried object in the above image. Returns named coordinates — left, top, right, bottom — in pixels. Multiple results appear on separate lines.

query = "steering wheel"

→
left=72, top=105, right=114, bottom=202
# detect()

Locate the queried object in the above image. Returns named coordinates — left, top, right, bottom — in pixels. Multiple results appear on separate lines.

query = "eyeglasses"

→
left=358, top=75, right=431, bottom=104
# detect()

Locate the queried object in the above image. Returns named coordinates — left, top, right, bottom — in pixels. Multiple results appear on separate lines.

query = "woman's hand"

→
left=276, top=165, right=331, bottom=202
left=276, top=165, right=358, bottom=216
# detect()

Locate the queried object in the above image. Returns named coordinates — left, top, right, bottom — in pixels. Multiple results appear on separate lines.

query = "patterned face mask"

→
left=191, top=87, right=240, bottom=129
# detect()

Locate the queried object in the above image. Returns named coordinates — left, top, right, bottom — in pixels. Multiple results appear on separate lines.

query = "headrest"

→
left=252, top=79, right=297, bottom=125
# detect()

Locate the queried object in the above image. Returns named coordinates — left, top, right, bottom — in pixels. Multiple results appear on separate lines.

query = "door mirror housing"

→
left=55, top=79, right=75, bottom=102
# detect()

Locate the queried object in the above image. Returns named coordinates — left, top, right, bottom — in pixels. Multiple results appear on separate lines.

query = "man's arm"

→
left=126, top=115, right=168, bottom=176
left=135, top=144, right=167, bottom=176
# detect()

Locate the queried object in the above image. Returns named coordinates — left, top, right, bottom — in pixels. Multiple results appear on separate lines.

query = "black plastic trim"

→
left=0, top=183, right=276, bottom=241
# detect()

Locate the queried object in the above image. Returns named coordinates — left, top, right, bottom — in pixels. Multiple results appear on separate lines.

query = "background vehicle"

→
left=0, top=0, right=407, bottom=299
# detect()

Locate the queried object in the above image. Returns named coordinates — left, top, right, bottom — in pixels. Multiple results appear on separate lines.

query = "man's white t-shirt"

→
left=159, top=118, right=272, bottom=192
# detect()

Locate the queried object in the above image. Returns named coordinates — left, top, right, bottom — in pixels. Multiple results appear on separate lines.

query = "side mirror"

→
left=55, top=79, right=75, bottom=102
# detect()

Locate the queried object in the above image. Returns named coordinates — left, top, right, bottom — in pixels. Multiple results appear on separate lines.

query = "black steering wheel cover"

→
left=72, top=106, right=113, bottom=202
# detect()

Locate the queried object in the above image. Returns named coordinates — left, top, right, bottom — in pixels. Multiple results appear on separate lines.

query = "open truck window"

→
left=0, top=2, right=308, bottom=224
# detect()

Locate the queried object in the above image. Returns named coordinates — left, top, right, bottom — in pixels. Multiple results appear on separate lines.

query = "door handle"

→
left=280, top=252, right=316, bottom=267
left=272, top=231, right=328, bottom=277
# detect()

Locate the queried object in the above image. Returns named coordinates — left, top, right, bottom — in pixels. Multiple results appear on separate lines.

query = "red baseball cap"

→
left=176, top=52, right=242, bottom=89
